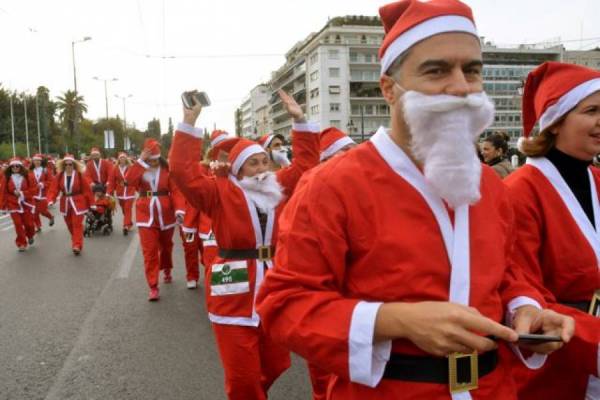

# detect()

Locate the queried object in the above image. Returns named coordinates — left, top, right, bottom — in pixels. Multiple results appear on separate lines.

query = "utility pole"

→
left=36, top=95, right=42, bottom=153
left=94, top=77, right=118, bottom=120
left=24, top=97, right=30, bottom=157
left=72, top=36, right=91, bottom=155
left=115, top=94, right=132, bottom=150
left=10, top=95, right=16, bottom=157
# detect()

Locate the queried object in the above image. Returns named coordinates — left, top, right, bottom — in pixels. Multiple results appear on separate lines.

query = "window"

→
left=330, top=103, right=340, bottom=112
left=330, top=120, right=341, bottom=128
left=310, top=88, right=319, bottom=98
left=310, top=52, right=318, bottom=66
left=351, top=104, right=361, bottom=115
left=335, top=35, right=342, bottom=44
left=360, top=35, right=367, bottom=44
left=328, top=49, right=340, bottom=60
left=349, top=52, right=358, bottom=62
left=364, top=105, right=374, bottom=115
left=310, top=71, right=319, bottom=81
left=329, top=67, right=340, bottom=78
left=329, top=85, right=341, bottom=95
left=377, top=104, right=389, bottom=115
left=311, top=105, right=320, bottom=115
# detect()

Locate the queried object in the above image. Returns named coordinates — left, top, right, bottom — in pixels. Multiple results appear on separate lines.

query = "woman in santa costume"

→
left=126, top=139, right=186, bottom=301
left=47, top=154, right=94, bottom=255
left=30, top=153, right=55, bottom=231
left=85, top=147, right=113, bottom=188
left=107, top=152, right=135, bottom=235
left=0, top=157, right=37, bottom=251
left=505, top=62, right=600, bottom=400
left=169, top=90, right=320, bottom=400
left=256, top=1, right=575, bottom=400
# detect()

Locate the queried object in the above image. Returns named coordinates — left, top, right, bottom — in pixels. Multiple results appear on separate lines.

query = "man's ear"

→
left=380, top=75, right=397, bottom=105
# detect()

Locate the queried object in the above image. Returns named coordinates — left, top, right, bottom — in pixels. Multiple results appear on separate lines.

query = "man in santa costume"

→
left=30, top=153, right=55, bottom=231
left=258, top=133, right=291, bottom=171
left=256, top=1, right=575, bottom=400
left=0, top=157, right=37, bottom=251
left=505, top=62, right=600, bottom=400
left=107, top=152, right=136, bottom=235
left=126, top=139, right=186, bottom=301
left=169, top=89, right=320, bottom=400
left=85, top=147, right=113, bottom=188
left=47, top=154, right=94, bottom=255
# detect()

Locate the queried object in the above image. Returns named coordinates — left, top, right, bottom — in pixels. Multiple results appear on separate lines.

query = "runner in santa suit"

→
left=30, top=153, right=55, bottom=231
left=169, top=90, right=320, bottom=400
left=256, top=1, right=575, bottom=400
left=0, top=157, right=37, bottom=251
left=47, top=154, right=94, bottom=255
left=107, top=152, right=136, bottom=235
left=505, top=62, right=600, bottom=400
left=85, top=147, right=113, bottom=188
left=126, top=139, right=186, bottom=301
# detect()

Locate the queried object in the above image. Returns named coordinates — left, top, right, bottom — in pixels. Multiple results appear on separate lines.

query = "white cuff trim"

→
left=506, top=296, right=547, bottom=370
left=292, top=121, right=320, bottom=133
left=137, top=159, right=150, bottom=169
left=181, top=226, right=197, bottom=233
left=348, top=301, right=392, bottom=387
left=177, top=122, right=204, bottom=139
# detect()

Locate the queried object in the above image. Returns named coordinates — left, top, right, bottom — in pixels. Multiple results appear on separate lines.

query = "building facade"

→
left=240, top=84, right=270, bottom=137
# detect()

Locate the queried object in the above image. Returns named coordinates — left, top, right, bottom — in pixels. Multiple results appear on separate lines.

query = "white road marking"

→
left=117, top=234, right=140, bottom=279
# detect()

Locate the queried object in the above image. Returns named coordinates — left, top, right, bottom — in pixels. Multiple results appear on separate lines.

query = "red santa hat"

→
left=258, top=133, right=285, bottom=149
left=8, top=157, right=23, bottom=167
left=143, top=139, right=162, bottom=159
left=90, top=147, right=101, bottom=155
left=47, top=156, right=55, bottom=164
left=378, top=0, right=477, bottom=76
left=32, top=153, right=43, bottom=161
left=228, top=138, right=266, bottom=175
left=62, top=153, right=76, bottom=162
left=209, top=138, right=241, bottom=161
left=320, top=128, right=356, bottom=161
left=522, top=61, right=600, bottom=137
left=210, top=130, right=229, bottom=147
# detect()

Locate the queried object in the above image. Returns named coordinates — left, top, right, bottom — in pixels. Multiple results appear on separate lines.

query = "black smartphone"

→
left=182, top=91, right=211, bottom=109
left=517, top=334, right=563, bottom=344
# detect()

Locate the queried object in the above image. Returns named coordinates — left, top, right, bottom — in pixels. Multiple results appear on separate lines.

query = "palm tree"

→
left=55, top=90, right=87, bottom=145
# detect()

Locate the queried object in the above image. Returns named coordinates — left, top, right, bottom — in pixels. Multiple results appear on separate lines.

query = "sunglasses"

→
left=64, top=163, right=74, bottom=166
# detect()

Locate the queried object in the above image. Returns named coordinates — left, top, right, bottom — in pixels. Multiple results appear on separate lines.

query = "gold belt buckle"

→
left=448, top=351, right=478, bottom=394
left=257, top=246, right=272, bottom=261
left=590, top=290, right=600, bottom=317
left=146, top=191, right=153, bottom=197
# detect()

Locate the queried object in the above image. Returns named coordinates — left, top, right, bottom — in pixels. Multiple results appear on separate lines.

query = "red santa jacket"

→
left=107, top=164, right=136, bottom=199
left=126, top=160, right=185, bottom=230
left=0, top=172, right=37, bottom=213
left=169, top=121, right=320, bottom=327
left=254, top=128, right=545, bottom=399
left=505, top=160, right=600, bottom=400
left=47, top=171, right=94, bottom=216
left=85, top=159, right=113, bottom=186
left=31, top=166, right=53, bottom=199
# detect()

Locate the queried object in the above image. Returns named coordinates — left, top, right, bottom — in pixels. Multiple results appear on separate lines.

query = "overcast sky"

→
left=1, top=0, right=599, bottom=136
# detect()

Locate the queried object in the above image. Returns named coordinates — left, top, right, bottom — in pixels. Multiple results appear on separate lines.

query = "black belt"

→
left=138, top=191, right=169, bottom=197
left=123, top=182, right=129, bottom=187
left=383, top=350, right=497, bottom=389
left=561, top=301, right=591, bottom=313
left=219, top=246, right=275, bottom=261
left=63, top=193, right=78, bottom=197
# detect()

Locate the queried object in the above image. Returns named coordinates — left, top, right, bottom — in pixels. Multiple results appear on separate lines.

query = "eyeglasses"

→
left=64, top=163, right=73, bottom=166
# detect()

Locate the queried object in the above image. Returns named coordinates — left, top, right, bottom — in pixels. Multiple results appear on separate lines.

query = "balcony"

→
left=350, top=82, right=382, bottom=98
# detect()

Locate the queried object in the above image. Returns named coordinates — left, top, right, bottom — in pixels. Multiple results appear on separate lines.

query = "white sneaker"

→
left=186, top=280, right=197, bottom=289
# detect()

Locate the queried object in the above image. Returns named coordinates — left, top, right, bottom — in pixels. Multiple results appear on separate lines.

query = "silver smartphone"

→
left=182, top=91, right=211, bottom=109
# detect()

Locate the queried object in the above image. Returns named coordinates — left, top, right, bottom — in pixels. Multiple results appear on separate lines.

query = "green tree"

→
left=145, top=118, right=161, bottom=140
left=55, top=90, right=88, bottom=151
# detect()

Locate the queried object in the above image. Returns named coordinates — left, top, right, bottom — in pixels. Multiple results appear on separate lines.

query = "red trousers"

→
left=138, top=226, right=174, bottom=289
left=118, top=198, right=134, bottom=228
left=33, top=198, right=53, bottom=228
left=178, top=228, right=200, bottom=282
left=308, top=362, right=330, bottom=400
left=64, top=210, right=85, bottom=250
left=10, top=211, right=35, bottom=248
left=212, top=323, right=291, bottom=400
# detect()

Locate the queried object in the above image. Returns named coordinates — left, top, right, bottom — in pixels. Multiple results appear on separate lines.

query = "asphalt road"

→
left=0, top=211, right=312, bottom=400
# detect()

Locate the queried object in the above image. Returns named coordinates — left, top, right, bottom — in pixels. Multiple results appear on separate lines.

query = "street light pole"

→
left=36, top=95, right=42, bottom=153
left=72, top=36, right=91, bottom=155
left=10, top=95, right=16, bottom=157
left=24, top=97, right=30, bottom=157
left=360, top=105, right=365, bottom=143
left=115, top=94, right=132, bottom=150
left=94, top=77, right=118, bottom=120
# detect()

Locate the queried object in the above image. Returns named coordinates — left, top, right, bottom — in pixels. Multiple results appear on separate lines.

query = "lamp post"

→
left=93, top=77, right=118, bottom=120
left=23, top=96, right=30, bottom=157
left=72, top=36, right=91, bottom=154
left=115, top=94, right=132, bottom=150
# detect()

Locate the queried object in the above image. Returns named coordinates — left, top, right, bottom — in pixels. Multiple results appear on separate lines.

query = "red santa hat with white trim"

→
left=210, top=130, right=229, bottom=147
left=320, top=128, right=356, bottom=161
left=32, top=153, right=43, bottom=161
left=521, top=61, right=600, bottom=137
left=90, top=147, right=101, bottom=155
left=62, top=153, right=76, bottom=162
left=378, top=0, right=477, bottom=76
left=143, top=139, right=161, bottom=159
left=209, top=138, right=241, bottom=161
left=9, top=157, right=24, bottom=167
left=228, top=139, right=266, bottom=175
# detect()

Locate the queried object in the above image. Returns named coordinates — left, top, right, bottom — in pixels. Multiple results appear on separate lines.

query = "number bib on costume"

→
left=591, top=290, right=600, bottom=317
left=210, top=261, right=250, bottom=296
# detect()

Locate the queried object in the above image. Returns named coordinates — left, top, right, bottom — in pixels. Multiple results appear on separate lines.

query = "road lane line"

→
left=117, top=234, right=140, bottom=279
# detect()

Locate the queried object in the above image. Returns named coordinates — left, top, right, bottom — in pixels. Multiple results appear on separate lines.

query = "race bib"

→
left=590, top=290, right=600, bottom=317
left=210, top=261, right=249, bottom=296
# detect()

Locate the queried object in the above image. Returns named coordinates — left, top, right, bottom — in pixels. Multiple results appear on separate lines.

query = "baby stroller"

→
left=84, top=184, right=115, bottom=237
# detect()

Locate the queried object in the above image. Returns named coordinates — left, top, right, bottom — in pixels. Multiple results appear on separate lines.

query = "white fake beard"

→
left=238, top=172, right=284, bottom=213
left=403, top=91, right=495, bottom=209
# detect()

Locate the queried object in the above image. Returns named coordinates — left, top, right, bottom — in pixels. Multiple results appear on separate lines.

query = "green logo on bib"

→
left=221, top=264, right=231, bottom=275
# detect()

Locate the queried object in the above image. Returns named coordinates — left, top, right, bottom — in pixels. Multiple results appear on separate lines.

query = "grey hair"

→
left=385, top=50, right=411, bottom=79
